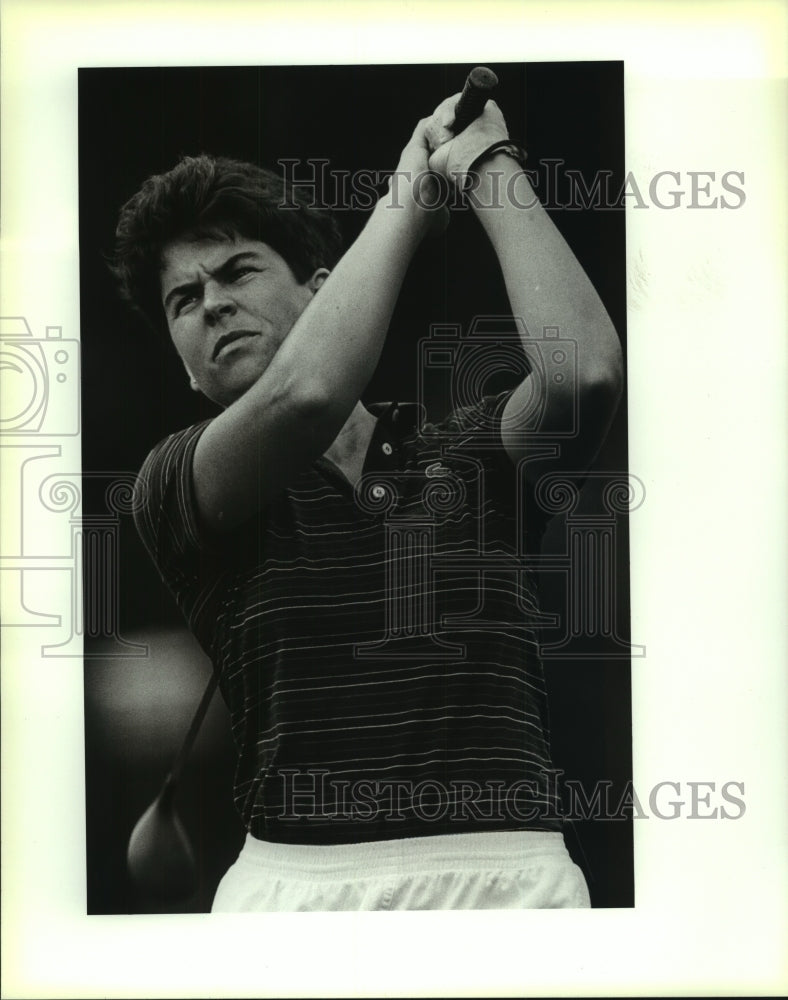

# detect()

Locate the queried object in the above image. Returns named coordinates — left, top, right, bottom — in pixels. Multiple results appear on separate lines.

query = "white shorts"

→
left=212, top=829, right=591, bottom=912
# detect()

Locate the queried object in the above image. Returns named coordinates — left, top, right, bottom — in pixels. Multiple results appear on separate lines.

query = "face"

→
left=160, top=236, right=327, bottom=407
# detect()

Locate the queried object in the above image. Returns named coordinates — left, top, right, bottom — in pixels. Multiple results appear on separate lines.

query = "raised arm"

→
left=187, top=123, right=441, bottom=532
left=426, top=96, right=624, bottom=476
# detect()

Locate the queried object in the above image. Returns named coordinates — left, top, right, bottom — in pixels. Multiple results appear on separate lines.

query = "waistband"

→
left=241, top=830, right=568, bottom=880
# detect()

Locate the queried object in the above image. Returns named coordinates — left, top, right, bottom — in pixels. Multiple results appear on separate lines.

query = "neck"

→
left=323, top=402, right=377, bottom=486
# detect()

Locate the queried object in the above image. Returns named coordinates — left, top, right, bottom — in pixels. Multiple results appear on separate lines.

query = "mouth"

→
left=212, top=330, right=260, bottom=361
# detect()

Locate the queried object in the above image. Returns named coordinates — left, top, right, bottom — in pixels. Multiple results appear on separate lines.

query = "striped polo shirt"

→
left=133, top=391, right=563, bottom=844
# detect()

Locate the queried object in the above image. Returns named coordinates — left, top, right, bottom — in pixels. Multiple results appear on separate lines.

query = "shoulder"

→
left=424, top=389, right=513, bottom=438
left=417, top=389, right=514, bottom=460
left=133, top=419, right=213, bottom=555
left=412, top=389, right=519, bottom=499
left=418, top=390, right=553, bottom=537
left=137, top=420, right=213, bottom=484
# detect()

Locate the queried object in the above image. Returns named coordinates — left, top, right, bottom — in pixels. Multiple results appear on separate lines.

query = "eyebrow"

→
left=162, top=251, right=262, bottom=313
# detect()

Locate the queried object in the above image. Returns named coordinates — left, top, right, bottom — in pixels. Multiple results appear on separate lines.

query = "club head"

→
left=127, top=780, right=197, bottom=900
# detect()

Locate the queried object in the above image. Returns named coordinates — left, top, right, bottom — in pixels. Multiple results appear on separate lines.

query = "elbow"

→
left=284, top=374, right=351, bottom=447
left=578, top=350, right=624, bottom=415
left=589, top=362, right=624, bottom=402
left=587, top=321, right=624, bottom=394
left=288, top=375, right=333, bottom=418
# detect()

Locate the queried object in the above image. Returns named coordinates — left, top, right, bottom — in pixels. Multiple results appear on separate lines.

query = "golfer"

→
left=117, top=89, right=622, bottom=910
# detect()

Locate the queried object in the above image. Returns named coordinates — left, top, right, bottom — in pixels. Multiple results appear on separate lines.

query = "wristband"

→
left=461, top=140, right=528, bottom=191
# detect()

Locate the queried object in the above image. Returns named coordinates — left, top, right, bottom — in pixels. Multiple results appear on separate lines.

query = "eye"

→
left=174, top=292, right=199, bottom=316
left=229, top=265, right=257, bottom=281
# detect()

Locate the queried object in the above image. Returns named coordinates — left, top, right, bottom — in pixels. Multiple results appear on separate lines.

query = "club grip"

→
left=450, top=66, right=498, bottom=134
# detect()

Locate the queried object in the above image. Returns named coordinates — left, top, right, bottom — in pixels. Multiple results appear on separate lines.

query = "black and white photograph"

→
left=2, top=1, right=786, bottom=997
left=79, top=60, right=633, bottom=917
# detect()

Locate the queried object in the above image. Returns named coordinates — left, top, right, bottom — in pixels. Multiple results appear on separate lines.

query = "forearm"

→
left=193, top=186, right=427, bottom=528
left=472, top=155, right=623, bottom=394
left=268, top=188, right=425, bottom=428
left=424, top=91, right=622, bottom=470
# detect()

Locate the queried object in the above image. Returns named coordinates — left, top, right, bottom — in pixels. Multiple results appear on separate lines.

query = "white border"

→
left=2, top=1, right=787, bottom=997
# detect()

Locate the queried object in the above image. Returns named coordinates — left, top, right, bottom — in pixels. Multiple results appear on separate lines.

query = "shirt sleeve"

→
left=132, top=420, right=226, bottom=653
left=133, top=421, right=211, bottom=562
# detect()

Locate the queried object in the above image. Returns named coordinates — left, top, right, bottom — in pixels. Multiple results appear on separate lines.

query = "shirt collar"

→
left=366, top=401, right=422, bottom=436
left=363, top=402, right=422, bottom=474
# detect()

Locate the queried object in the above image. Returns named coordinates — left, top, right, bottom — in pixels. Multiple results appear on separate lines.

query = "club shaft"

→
left=167, top=670, right=220, bottom=787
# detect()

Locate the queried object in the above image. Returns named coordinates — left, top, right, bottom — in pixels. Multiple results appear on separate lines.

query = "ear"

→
left=308, top=268, right=330, bottom=293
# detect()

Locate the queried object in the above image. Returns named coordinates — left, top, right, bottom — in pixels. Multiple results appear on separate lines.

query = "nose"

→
left=202, top=279, right=236, bottom=322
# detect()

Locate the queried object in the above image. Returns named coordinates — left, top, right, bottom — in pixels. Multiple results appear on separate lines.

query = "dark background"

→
left=79, top=62, right=633, bottom=912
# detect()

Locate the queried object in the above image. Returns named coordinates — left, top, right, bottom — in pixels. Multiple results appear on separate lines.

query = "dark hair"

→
left=110, top=154, right=342, bottom=332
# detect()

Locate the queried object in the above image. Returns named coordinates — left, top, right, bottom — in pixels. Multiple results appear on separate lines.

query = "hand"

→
left=387, top=116, right=450, bottom=238
left=424, top=94, right=509, bottom=188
